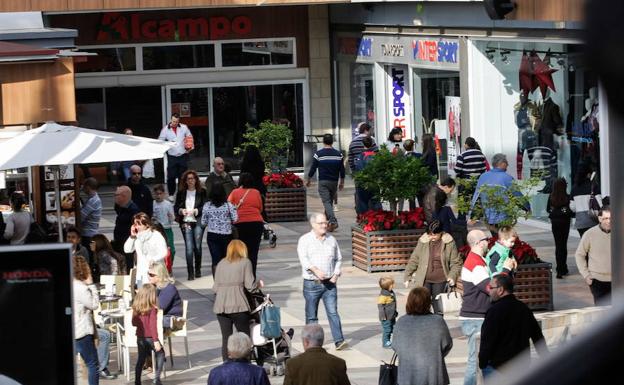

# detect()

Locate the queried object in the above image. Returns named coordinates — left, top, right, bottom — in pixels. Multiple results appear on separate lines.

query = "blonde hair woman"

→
left=213, top=240, right=263, bottom=361
left=132, top=284, right=164, bottom=385
left=148, top=262, right=183, bottom=330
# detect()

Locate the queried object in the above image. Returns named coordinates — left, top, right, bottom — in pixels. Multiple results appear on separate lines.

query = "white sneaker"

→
left=334, top=204, right=340, bottom=212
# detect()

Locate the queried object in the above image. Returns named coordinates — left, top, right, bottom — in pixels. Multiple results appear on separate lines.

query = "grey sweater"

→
left=392, top=314, right=453, bottom=385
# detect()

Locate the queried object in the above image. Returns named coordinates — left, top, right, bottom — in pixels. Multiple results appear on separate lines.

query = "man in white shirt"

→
left=158, top=113, right=193, bottom=197
left=297, top=212, right=348, bottom=350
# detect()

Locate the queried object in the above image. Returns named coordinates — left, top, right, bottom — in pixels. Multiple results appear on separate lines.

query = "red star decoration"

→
left=518, top=50, right=557, bottom=98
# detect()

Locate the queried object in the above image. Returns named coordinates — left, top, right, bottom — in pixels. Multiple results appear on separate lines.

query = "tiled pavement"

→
left=85, top=179, right=595, bottom=385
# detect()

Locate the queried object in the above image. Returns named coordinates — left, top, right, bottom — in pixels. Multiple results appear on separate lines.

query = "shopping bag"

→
left=260, top=305, right=281, bottom=339
left=142, top=159, right=155, bottom=178
left=378, top=353, right=398, bottom=385
left=435, top=285, right=463, bottom=313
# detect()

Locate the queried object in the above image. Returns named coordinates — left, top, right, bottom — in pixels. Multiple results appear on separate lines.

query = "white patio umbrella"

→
left=0, top=122, right=175, bottom=241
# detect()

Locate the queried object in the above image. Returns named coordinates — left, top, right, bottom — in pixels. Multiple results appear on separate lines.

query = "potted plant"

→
left=235, top=120, right=292, bottom=172
left=236, top=120, right=306, bottom=222
left=351, top=147, right=434, bottom=272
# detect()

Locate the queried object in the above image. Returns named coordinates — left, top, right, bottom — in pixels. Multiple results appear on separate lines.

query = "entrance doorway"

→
left=167, top=82, right=305, bottom=172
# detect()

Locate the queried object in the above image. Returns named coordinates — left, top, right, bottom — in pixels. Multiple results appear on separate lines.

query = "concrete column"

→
left=308, top=5, right=332, bottom=137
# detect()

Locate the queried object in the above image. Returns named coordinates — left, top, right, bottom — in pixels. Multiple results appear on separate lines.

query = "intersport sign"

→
left=96, top=12, right=253, bottom=42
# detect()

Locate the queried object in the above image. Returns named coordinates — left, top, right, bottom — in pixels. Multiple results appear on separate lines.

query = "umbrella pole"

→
left=54, top=166, right=63, bottom=242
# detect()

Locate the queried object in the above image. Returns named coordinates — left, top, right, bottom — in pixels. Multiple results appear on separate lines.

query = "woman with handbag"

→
left=201, top=182, right=238, bottom=278
left=403, top=220, right=462, bottom=315
left=548, top=178, right=574, bottom=279
left=570, top=166, right=600, bottom=237
left=228, top=173, right=264, bottom=278
left=213, top=240, right=262, bottom=362
left=174, top=170, right=207, bottom=281
left=392, top=287, right=453, bottom=385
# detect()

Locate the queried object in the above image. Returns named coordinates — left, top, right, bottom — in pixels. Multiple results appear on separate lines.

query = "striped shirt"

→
left=348, top=134, right=376, bottom=172
left=455, top=149, right=487, bottom=178
left=308, top=147, right=345, bottom=181
left=297, top=231, right=342, bottom=280
left=80, top=193, right=102, bottom=237
left=526, top=146, right=557, bottom=180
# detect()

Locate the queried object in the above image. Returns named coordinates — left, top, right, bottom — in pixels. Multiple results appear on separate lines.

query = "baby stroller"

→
left=262, top=222, right=277, bottom=248
left=248, top=289, right=292, bottom=376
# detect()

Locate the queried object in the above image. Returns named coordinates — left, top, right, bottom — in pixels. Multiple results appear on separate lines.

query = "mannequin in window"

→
left=514, top=91, right=540, bottom=179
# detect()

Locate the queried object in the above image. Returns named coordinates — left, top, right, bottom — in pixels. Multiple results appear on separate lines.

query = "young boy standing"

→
left=485, top=226, right=518, bottom=278
left=378, top=276, right=398, bottom=348
left=153, top=185, right=176, bottom=267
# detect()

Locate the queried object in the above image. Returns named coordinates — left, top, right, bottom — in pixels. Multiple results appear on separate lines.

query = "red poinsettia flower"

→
left=357, top=208, right=426, bottom=233
left=263, top=172, right=304, bottom=188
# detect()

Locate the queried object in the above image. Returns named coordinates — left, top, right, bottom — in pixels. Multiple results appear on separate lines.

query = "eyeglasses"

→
left=148, top=273, right=157, bottom=277
left=479, top=238, right=489, bottom=243
left=489, top=285, right=500, bottom=290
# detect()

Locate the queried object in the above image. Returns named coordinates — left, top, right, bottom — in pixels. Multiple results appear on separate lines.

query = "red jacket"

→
left=132, top=307, right=159, bottom=340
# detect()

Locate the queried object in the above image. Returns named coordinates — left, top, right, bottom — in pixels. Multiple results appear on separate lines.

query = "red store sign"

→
left=96, top=12, right=252, bottom=42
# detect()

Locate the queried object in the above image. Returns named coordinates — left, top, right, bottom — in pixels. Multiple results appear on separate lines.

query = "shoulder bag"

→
left=378, top=352, right=398, bottom=385
left=435, top=283, right=463, bottom=314
left=227, top=204, right=239, bottom=240
left=588, top=173, right=602, bottom=221
left=260, top=303, right=282, bottom=339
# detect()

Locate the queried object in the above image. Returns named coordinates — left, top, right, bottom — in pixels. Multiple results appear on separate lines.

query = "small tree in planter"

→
left=351, top=147, right=434, bottom=272
left=353, top=147, right=435, bottom=214
left=235, top=120, right=292, bottom=172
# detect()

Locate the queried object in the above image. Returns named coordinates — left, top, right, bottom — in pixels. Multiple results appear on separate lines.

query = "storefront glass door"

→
left=167, top=82, right=304, bottom=173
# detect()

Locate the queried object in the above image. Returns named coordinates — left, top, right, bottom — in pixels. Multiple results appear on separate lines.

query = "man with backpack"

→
left=354, top=136, right=380, bottom=215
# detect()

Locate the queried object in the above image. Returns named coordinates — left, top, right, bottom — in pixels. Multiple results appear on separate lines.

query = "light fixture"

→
left=500, top=49, right=511, bottom=65
left=486, top=49, right=496, bottom=63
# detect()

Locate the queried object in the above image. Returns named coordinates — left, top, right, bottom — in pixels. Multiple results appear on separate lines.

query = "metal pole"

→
left=608, top=109, right=624, bottom=302
left=54, top=166, right=63, bottom=243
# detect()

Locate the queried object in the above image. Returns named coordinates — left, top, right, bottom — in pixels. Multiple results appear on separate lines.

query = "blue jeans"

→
left=482, top=365, right=497, bottom=378
left=181, top=223, right=205, bottom=274
left=355, top=187, right=381, bottom=214
left=303, top=279, right=344, bottom=344
left=461, top=318, right=484, bottom=385
left=381, top=319, right=395, bottom=346
left=75, top=334, right=99, bottom=385
left=96, top=328, right=111, bottom=372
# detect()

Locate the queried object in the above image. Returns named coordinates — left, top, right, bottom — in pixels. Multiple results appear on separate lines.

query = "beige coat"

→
left=213, top=258, right=256, bottom=314
left=403, top=233, right=462, bottom=287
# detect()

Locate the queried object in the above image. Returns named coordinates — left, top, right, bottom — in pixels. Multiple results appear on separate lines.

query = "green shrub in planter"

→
left=353, top=147, right=434, bottom=214
left=235, top=120, right=292, bottom=171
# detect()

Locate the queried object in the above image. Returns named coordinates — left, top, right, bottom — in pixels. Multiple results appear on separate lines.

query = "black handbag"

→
left=378, top=352, right=398, bottom=385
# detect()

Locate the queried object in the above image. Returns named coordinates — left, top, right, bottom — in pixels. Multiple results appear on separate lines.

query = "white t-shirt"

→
left=184, top=190, right=197, bottom=222
left=153, top=200, right=175, bottom=229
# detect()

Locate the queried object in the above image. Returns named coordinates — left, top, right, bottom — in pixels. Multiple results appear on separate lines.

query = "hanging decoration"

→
left=518, top=50, right=558, bottom=98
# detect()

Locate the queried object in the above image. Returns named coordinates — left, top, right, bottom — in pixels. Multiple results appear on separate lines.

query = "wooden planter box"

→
left=514, top=262, right=553, bottom=311
left=457, top=262, right=553, bottom=311
left=352, top=225, right=425, bottom=273
left=265, top=187, right=307, bottom=222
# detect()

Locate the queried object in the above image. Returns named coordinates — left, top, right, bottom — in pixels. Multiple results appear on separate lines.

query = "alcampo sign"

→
left=96, top=12, right=253, bottom=42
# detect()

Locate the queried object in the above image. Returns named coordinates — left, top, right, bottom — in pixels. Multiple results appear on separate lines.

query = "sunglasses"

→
left=132, top=172, right=142, bottom=175
left=148, top=272, right=157, bottom=277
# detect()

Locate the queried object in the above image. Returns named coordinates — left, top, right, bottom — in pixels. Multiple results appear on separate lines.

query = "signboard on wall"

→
left=387, top=65, right=411, bottom=139
left=356, top=35, right=460, bottom=70
left=445, top=96, right=461, bottom=176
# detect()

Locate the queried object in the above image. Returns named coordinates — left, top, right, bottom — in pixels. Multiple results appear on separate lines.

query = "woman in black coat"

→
left=547, top=177, right=574, bottom=278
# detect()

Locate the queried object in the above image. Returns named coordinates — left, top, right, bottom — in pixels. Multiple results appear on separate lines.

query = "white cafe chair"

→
left=166, top=300, right=191, bottom=369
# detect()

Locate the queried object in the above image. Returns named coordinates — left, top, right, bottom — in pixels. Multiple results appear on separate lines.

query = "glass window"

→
left=471, top=41, right=598, bottom=220
left=75, top=47, right=136, bottom=72
left=222, top=40, right=294, bottom=67
left=143, top=44, right=215, bottom=70
left=212, top=84, right=304, bottom=169
left=338, top=62, right=375, bottom=139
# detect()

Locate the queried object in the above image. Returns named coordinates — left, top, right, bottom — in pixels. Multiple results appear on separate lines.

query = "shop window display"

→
left=473, top=42, right=598, bottom=219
